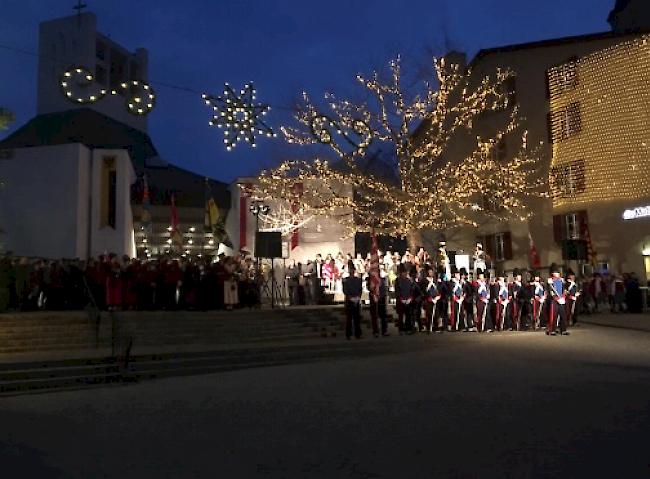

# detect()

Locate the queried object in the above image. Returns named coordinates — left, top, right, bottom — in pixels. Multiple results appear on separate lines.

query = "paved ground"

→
left=579, top=312, right=650, bottom=332
left=0, top=323, right=648, bottom=478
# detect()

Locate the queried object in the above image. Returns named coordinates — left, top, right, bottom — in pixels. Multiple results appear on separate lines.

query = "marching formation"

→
left=341, top=241, right=582, bottom=340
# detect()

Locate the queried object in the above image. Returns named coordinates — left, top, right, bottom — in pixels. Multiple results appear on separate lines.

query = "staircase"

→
left=0, top=307, right=345, bottom=355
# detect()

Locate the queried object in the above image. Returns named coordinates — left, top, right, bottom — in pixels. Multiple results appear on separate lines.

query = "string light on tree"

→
left=202, top=82, right=275, bottom=151
left=250, top=55, right=547, bottom=238
left=59, top=66, right=155, bottom=116
left=258, top=204, right=314, bottom=237
left=0, top=108, right=15, bottom=130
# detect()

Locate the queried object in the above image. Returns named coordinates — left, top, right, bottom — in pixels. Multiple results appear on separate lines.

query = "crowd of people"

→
left=313, top=242, right=646, bottom=340
left=0, top=241, right=646, bottom=334
left=0, top=252, right=262, bottom=313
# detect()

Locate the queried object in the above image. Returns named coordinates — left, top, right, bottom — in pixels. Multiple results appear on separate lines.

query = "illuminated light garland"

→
left=548, top=35, right=650, bottom=208
left=202, top=82, right=275, bottom=151
left=249, top=56, right=546, bottom=237
left=59, top=66, right=156, bottom=116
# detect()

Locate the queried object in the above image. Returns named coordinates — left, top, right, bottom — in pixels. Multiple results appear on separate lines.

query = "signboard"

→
left=454, top=254, right=470, bottom=273
left=623, top=205, right=650, bottom=220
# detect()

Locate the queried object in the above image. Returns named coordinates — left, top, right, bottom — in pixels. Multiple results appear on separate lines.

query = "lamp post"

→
left=249, top=202, right=271, bottom=306
left=249, top=201, right=270, bottom=261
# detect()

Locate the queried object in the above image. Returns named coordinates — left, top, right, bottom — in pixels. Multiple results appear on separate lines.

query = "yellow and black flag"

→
left=204, top=179, right=232, bottom=247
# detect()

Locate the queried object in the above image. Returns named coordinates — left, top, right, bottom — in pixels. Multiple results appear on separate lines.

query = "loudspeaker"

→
left=255, top=231, right=282, bottom=258
left=562, top=240, right=588, bottom=261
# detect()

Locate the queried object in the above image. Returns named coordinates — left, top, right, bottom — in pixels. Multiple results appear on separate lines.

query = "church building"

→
left=0, top=10, right=230, bottom=260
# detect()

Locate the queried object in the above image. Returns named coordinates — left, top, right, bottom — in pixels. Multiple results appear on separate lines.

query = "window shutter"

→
left=547, top=112, right=554, bottom=144
left=504, top=232, right=513, bottom=260
left=577, top=210, right=589, bottom=238
left=553, top=215, right=564, bottom=243
left=485, top=234, right=496, bottom=262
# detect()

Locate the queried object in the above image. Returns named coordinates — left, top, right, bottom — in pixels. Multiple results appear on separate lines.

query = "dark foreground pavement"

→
left=0, top=324, right=649, bottom=478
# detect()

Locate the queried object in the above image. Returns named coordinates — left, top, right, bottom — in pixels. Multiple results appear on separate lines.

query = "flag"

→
left=369, top=230, right=380, bottom=300
left=528, top=232, right=541, bottom=269
left=141, top=174, right=152, bottom=235
left=290, top=183, right=303, bottom=250
left=170, top=194, right=183, bottom=251
left=204, top=179, right=232, bottom=248
left=583, top=223, right=598, bottom=266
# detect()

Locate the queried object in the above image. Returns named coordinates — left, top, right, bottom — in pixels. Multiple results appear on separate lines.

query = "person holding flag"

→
left=367, top=232, right=388, bottom=337
left=547, top=264, right=569, bottom=336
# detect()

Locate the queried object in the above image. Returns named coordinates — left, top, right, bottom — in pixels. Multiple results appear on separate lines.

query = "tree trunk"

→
left=407, top=230, right=423, bottom=252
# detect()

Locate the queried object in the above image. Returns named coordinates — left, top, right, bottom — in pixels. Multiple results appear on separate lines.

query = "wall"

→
left=37, top=12, right=148, bottom=132
left=0, top=144, right=86, bottom=258
left=439, top=31, right=646, bottom=274
left=90, top=149, right=136, bottom=258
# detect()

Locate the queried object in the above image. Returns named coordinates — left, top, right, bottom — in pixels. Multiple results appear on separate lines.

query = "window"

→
left=101, top=157, right=117, bottom=229
left=490, top=138, right=508, bottom=162
left=96, top=40, right=106, bottom=61
left=565, top=213, right=579, bottom=240
left=495, top=233, right=506, bottom=261
left=95, top=64, right=107, bottom=85
left=549, top=102, right=582, bottom=143
left=129, top=60, right=140, bottom=81
left=553, top=210, right=588, bottom=243
left=555, top=59, right=579, bottom=93
left=109, top=49, right=127, bottom=91
left=479, top=232, right=513, bottom=262
left=551, top=159, right=586, bottom=198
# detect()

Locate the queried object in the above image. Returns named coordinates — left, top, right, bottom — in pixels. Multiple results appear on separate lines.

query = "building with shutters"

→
left=431, top=0, right=650, bottom=280
left=548, top=35, right=650, bottom=280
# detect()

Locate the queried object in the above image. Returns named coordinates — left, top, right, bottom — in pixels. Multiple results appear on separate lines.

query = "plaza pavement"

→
left=0, top=320, right=648, bottom=478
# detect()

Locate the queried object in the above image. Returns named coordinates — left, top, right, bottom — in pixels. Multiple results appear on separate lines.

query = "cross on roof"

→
left=73, top=0, right=87, bottom=16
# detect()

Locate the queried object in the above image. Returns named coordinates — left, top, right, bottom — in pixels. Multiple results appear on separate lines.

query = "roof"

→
left=0, top=108, right=158, bottom=166
left=0, top=108, right=230, bottom=209
left=473, top=28, right=649, bottom=63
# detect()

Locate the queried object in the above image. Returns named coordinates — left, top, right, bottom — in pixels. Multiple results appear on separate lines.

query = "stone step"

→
left=0, top=342, right=387, bottom=395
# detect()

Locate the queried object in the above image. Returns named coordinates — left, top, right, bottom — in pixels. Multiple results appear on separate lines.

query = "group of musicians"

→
left=342, top=242, right=581, bottom=339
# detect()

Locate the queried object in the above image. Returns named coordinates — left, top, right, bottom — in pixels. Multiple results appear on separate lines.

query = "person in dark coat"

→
left=342, top=262, right=363, bottom=339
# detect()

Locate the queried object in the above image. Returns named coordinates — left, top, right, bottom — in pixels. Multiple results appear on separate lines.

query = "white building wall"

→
left=0, top=144, right=86, bottom=259
left=0, top=144, right=136, bottom=259
left=90, top=149, right=136, bottom=258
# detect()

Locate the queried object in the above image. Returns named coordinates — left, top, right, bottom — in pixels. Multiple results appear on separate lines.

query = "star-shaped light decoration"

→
left=202, top=82, right=275, bottom=151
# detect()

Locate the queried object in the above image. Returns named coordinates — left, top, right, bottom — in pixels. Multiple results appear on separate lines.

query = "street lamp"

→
left=249, top=202, right=270, bottom=235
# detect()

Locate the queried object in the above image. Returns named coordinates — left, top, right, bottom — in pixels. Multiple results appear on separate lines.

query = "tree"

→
left=0, top=108, right=14, bottom=130
left=249, top=56, right=546, bottom=238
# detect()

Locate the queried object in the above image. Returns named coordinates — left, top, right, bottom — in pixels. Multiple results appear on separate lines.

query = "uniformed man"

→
left=476, top=269, right=493, bottom=332
left=421, top=266, right=441, bottom=333
left=495, top=271, right=510, bottom=331
left=450, top=267, right=464, bottom=332
left=395, top=265, right=415, bottom=334
left=531, top=270, right=546, bottom=331
left=547, top=264, right=569, bottom=336
left=566, top=269, right=581, bottom=327
left=510, top=269, right=526, bottom=331
left=461, top=268, right=476, bottom=332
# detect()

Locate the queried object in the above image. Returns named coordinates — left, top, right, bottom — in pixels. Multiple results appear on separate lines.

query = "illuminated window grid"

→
left=548, top=35, right=650, bottom=208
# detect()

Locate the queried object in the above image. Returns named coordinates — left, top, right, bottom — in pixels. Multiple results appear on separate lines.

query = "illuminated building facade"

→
left=548, top=35, right=650, bottom=279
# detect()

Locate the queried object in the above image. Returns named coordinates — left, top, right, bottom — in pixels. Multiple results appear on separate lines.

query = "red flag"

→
left=369, top=230, right=380, bottom=300
left=290, top=183, right=303, bottom=250
left=528, top=232, right=541, bottom=269
left=170, top=194, right=183, bottom=251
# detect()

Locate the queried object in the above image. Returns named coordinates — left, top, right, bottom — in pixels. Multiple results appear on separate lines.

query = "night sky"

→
left=0, top=0, right=615, bottom=183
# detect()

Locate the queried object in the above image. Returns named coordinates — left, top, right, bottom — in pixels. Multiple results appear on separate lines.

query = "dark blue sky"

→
left=1, top=0, right=615, bottom=183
